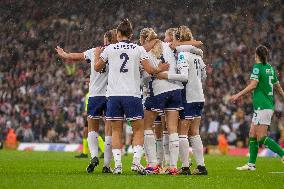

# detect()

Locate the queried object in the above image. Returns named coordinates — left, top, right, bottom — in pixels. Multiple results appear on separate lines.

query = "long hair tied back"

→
left=256, top=45, right=269, bottom=65
left=140, top=28, right=162, bottom=58
left=117, top=18, right=133, bottom=38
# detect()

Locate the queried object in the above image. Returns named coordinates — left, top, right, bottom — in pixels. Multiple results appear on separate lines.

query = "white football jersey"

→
left=100, top=41, right=149, bottom=97
left=177, top=52, right=205, bottom=102
left=149, top=42, right=183, bottom=96
left=84, top=48, right=108, bottom=97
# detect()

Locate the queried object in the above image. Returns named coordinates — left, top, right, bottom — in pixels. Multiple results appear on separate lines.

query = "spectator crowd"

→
left=1, top=0, right=284, bottom=148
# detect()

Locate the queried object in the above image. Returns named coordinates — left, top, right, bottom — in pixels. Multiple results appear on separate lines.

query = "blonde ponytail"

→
left=140, top=28, right=162, bottom=58
left=151, top=40, right=163, bottom=59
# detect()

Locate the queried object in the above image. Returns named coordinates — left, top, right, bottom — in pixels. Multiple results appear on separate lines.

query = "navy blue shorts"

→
left=144, top=96, right=160, bottom=112
left=87, top=96, right=107, bottom=119
left=106, top=96, right=144, bottom=121
left=145, top=90, right=183, bottom=112
left=179, top=102, right=204, bottom=120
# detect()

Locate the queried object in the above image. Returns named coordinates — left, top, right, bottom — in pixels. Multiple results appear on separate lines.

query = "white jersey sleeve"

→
left=84, top=48, right=94, bottom=63
left=84, top=48, right=108, bottom=97
left=167, top=52, right=189, bottom=82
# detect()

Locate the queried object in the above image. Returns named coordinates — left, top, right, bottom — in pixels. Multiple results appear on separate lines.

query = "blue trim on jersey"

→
left=148, top=76, right=155, bottom=97
left=160, top=55, right=165, bottom=63
left=120, top=40, right=131, bottom=44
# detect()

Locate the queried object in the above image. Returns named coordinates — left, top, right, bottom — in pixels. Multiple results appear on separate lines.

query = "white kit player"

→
left=158, top=25, right=208, bottom=175
left=55, top=29, right=117, bottom=174
left=140, top=27, right=185, bottom=175
left=94, top=19, right=169, bottom=175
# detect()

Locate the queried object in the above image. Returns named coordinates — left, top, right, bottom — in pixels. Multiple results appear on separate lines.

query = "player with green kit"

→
left=230, top=45, right=284, bottom=171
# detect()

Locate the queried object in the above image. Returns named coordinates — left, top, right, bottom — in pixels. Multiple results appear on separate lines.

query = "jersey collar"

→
left=120, top=40, right=131, bottom=44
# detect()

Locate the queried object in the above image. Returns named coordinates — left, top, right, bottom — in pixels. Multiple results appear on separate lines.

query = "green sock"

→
left=248, top=137, right=259, bottom=164
left=259, top=136, right=284, bottom=157
left=82, top=138, right=88, bottom=155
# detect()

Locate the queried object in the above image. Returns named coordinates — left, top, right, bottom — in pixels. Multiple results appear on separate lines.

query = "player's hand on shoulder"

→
left=169, top=42, right=178, bottom=50
left=157, top=62, right=169, bottom=72
left=95, top=46, right=104, bottom=57
left=94, top=46, right=104, bottom=60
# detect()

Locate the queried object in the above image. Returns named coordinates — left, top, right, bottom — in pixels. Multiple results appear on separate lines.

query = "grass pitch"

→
left=0, top=150, right=283, bottom=189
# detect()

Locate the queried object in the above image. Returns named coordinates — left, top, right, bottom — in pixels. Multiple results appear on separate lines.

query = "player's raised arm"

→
left=55, top=46, right=84, bottom=60
left=172, top=40, right=203, bottom=47
left=175, top=45, right=204, bottom=58
left=94, top=47, right=107, bottom=72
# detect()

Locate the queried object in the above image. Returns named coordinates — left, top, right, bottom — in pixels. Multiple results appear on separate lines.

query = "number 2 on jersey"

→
left=120, top=53, right=129, bottom=73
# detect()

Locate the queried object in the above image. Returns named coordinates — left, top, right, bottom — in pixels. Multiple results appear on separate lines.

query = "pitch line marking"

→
left=269, top=172, right=284, bottom=174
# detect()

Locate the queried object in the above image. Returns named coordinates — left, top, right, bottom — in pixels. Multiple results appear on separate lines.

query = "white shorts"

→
left=252, top=109, right=274, bottom=126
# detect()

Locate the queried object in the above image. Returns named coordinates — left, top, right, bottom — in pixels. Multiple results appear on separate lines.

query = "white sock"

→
left=104, top=136, right=112, bottom=167
left=169, top=133, right=179, bottom=168
left=87, top=131, right=98, bottom=158
left=163, top=131, right=170, bottom=166
left=132, top=145, right=143, bottom=165
left=190, top=135, right=205, bottom=166
left=179, top=135, right=189, bottom=167
left=112, top=149, right=122, bottom=168
left=144, top=130, right=157, bottom=167
left=156, top=138, right=163, bottom=166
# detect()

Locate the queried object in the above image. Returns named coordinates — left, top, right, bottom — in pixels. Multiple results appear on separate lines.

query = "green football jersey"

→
left=250, top=63, right=279, bottom=110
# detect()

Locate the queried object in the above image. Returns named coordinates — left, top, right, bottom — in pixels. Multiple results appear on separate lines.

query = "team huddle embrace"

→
left=56, top=19, right=207, bottom=175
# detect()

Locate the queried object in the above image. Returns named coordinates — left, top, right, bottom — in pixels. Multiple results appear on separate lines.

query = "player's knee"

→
left=178, top=126, right=188, bottom=135
left=249, top=132, right=256, bottom=138
left=189, top=129, right=199, bottom=136
left=256, top=134, right=266, bottom=142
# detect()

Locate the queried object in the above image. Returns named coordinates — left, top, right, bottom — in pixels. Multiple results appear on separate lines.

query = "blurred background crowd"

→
left=1, top=0, right=284, bottom=148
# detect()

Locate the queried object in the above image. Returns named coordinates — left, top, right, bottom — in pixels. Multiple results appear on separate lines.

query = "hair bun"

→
left=121, top=18, right=130, bottom=25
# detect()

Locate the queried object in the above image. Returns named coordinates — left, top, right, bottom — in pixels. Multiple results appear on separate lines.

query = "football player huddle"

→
left=55, top=19, right=207, bottom=175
